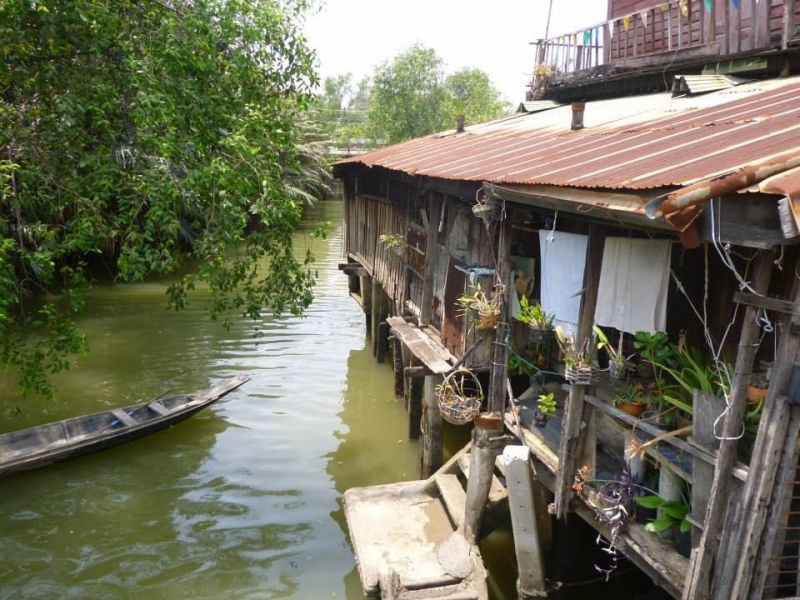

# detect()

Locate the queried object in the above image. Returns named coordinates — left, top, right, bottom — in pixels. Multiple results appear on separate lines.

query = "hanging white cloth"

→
left=539, top=230, right=588, bottom=332
left=594, top=237, right=671, bottom=334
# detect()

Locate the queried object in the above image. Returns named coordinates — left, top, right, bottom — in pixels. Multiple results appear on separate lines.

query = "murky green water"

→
left=0, top=202, right=422, bottom=599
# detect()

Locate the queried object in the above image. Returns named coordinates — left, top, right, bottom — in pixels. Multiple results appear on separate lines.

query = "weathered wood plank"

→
left=682, top=249, right=774, bottom=600
left=435, top=473, right=467, bottom=531
left=713, top=260, right=800, bottom=599
left=387, top=316, right=454, bottom=374
left=464, top=414, right=504, bottom=543
left=421, top=375, right=444, bottom=479
left=734, top=291, right=800, bottom=316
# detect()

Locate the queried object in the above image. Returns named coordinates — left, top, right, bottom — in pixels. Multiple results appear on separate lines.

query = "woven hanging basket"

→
left=565, top=364, right=599, bottom=386
left=477, top=309, right=500, bottom=330
left=436, top=368, right=484, bottom=425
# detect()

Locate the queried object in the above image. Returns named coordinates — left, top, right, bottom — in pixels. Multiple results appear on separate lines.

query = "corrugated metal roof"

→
left=671, top=74, right=744, bottom=96
left=339, top=77, right=800, bottom=193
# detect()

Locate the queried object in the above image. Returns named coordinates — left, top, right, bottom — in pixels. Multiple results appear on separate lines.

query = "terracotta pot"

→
left=617, top=401, right=645, bottom=418
left=747, top=385, right=768, bottom=404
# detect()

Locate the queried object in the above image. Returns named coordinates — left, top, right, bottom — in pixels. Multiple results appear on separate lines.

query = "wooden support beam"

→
left=407, top=376, right=423, bottom=441
left=783, top=0, right=796, bottom=50
left=420, top=375, right=444, bottom=479
left=734, top=291, right=800, bottom=317
left=503, top=445, right=548, bottom=598
left=376, top=321, right=389, bottom=363
left=682, top=249, right=775, bottom=600
left=690, top=391, right=720, bottom=550
left=554, top=225, right=605, bottom=520
left=392, top=337, right=404, bottom=397
left=487, top=215, right=512, bottom=415
left=715, top=270, right=800, bottom=597
left=361, top=275, right=372, bottom=332
left=419, top=195, right=440, bottom=328
left=464, top=413, right=504, bottom=543
left=404, top=365, right=432, bottom=377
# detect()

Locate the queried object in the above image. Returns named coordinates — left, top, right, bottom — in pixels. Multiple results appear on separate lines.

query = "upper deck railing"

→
left=531, top=0, right=800, bottom=94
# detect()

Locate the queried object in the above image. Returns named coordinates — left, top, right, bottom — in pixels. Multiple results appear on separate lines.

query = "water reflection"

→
left=0, top=202, right=435, bottom=600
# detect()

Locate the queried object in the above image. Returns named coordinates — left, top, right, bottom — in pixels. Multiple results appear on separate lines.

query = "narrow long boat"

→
left=0, top=375, right=249, bottom=477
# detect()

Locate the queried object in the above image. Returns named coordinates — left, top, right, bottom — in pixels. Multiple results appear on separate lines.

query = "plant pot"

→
left=391, top=245, right=407, bottom=257
left=472, top=203, right=494, bottom=223
left=533, top=409, right=549, bottom=428
left=673, top=528, right=691, bottom=558
left=617, top=401, right=645, bottom=418
left=747, top=385, right=768, bottom=404
left=477, top=309, right=500, bottom=329
left=565, top=364, right=598, bottom=386
left=634, top=503, right=658, bottom=525
left=641, top=410, right=671, bottom=431
left=638, top=361, right=656, bottom=379
left=528, top=326, right=552, bottom=345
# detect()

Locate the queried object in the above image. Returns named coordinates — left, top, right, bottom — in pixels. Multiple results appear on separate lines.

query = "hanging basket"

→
left=436, top=368, right=484, bottom=425
left=472, top=203, right=494, bottom=223
left=477, top=308, right=500, bottom=330
left=565, top=363, right=599, bottom=386
left=528, top=326, right=552, bottom=344
left=608, top=360, right=631, bottom=381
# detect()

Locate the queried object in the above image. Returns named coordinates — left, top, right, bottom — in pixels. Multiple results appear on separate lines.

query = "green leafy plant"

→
left=555, top=326, right=591, bottom=369
left=378, top=233, right=408, bottom=250
left=594, top=325, right=632, bottom=376
left=654, top=343, right=731, bottom=417
left=633, top=495, right=691, bottom=534
left=614, top=384, right=646, bottom=407
left=537, top=392, right=557, bottom=418
left=516, top=296, right=554, bottom=330
left=634, top=331, right=678, bottom=373
left=456, top=284, right=500, bottom=316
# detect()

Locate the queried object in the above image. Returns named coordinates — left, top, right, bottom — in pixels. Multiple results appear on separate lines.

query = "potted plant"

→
left=614, top=384, right=647, bottom=418
left=378, top=232, right=408, bottom=256
left=471, top=196, right=494, bottom=224
left=594, top=325, right=632, bottom=381
left=633, top=331, right=678, bottom=379
left=555, top=326, right=597, bottom=385
left=534, top=392, right=557, bottom=428
left=455, top=283, right=501, bottom=330
left=515, top=296, right=555, bottom=343
left=633, top=493, right=692, bottom=557
left=748, top=372, right=769, bottom=405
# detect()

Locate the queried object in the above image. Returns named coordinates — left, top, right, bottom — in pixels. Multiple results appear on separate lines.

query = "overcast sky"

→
left=303, top=0, right=609, bottom=105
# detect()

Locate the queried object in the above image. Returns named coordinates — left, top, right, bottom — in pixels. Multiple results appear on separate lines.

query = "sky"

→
left=303, top=0, right=609, bottom=105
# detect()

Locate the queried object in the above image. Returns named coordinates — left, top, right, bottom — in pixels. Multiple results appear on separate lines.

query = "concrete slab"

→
left=344, top=480, right=463, bottom=595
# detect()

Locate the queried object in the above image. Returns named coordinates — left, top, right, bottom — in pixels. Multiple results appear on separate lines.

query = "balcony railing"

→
left=531, top=0, right=800, bottom=94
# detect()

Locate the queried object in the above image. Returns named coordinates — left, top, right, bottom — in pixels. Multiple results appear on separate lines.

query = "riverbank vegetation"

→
left=0, top=0, right=328, bottom=398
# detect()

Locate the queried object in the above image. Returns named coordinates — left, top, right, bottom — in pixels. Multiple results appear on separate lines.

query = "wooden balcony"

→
left=531, top=0, right=800, bottom=98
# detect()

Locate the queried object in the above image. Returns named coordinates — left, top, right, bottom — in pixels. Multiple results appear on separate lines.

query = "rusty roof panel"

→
left=340, top=77, right=800, bottom=192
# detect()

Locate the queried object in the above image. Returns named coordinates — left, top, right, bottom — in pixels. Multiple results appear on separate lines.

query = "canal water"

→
left=0, top=201, right=454, bottom=599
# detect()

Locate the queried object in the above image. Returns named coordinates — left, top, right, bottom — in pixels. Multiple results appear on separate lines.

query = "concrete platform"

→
left=344, top=479, right=487, bottom=599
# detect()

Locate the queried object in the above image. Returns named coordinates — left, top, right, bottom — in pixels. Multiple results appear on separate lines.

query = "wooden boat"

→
left=0, top=375, right=249, bottom=477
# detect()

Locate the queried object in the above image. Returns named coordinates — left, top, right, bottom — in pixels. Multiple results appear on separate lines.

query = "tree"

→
left=444, top=68, right=508, bottom=126
left=0, top=0, right=324, bottom=397
left=365, top=45, right=507, bottom=145
left=366, top=44, right=449, bottom=144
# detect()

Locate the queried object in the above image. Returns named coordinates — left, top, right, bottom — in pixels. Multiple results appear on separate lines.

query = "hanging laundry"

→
left=679, top=0, right=689, bottom=17
left=640, top=10, right=649, bottom=28
left=539, top=231, right=588, bottom=333
left=584, top=29, right=592, bottom=45
left=704, top=0, right=713, bottom=11
left=732, top=0, right=740, bottom=8
left=594, top=238, right=672, bottom=335
left=658, top=3, right=670, bottom=12
left=623, top=15, right=631, bottom=31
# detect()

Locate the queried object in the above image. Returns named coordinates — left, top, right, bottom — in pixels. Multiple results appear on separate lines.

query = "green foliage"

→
left=634, top=495, right=691, bottom=534
left=515, top=296, right=554, bottom=330
left=366, top=45, right=507, bottom=144
left=614, top=384, right=646, bottom=406
left=0, top=0, right=325, bottom=397
left=537, top=392, right=557, bottom=418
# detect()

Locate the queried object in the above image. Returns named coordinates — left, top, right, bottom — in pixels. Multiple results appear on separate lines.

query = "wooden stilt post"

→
left=371, top=280, right=383, bottom=357
left=682, top=249, right=774, bottom=600
left=464, top=413, right=504, bottom=543
left=554, top=225, right=605, bottom=519
left=376, top=321, right=389, bottom=363
left=503, top=445, right=549, bottom=599
left=408, top=375, right=423, bottom=440
left=361, top=275, right=373, bottom=333
left=420, top=374, right=444, bottom=479
left=392, top=337, right=404, bottom=397
left=532, top=477, right=553, bottom=556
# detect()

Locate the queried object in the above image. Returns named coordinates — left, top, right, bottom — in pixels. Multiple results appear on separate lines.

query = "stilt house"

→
left=337, top=1, right=800, bottom=598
